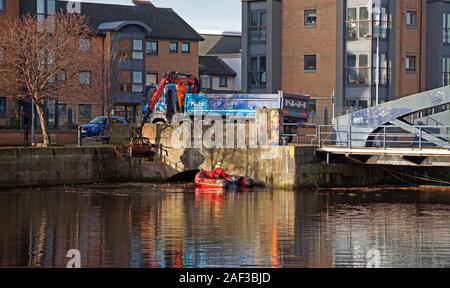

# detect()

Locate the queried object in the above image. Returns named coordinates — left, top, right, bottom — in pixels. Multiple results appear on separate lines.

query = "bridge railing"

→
left=290, top=124, right=450, bottom=150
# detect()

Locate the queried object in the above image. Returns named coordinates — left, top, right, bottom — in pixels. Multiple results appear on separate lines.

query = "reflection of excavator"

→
left=129, top=71, right=200, bottom=158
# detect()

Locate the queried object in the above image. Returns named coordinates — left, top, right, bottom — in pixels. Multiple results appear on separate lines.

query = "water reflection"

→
left=0, top=184, right=449, bottom=268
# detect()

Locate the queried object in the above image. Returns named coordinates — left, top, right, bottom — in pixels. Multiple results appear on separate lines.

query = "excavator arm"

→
left=139, top=78, right=168, bottom=131
left=135, top=71, right=200, bottom=138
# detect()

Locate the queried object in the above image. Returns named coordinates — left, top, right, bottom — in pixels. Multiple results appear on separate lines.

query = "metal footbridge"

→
left=299, top=86, right=450, bottom=166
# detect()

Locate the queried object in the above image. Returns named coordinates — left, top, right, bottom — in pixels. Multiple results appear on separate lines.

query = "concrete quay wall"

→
left=0, top=147, right=178, bottom=188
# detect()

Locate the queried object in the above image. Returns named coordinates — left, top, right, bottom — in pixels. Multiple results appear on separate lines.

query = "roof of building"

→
left=59, top=1, right=203, bottom=41
left=199, top=34, right=242, bottom=55
left=197, top=29, right=242, bottom=37
left=97, top=21, right=152, bottom=35
left=199, top=56, right=237, bottom=77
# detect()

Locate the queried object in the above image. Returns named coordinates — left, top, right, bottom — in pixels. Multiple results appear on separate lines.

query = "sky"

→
left=79, top=0, right=242, bottom=32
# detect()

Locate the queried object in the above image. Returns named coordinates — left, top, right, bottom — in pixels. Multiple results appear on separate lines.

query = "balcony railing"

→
left=346, top=20, right=390, bottom=41
left=346, top=20, right=372, bottom=40
left=346, top=67, right=390, bottom=86
left=346, top=67, right=369, bottom=85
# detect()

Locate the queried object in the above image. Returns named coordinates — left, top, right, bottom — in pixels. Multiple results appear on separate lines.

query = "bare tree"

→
left=0, top=13, right=94, bottom=145
left=101, top=47, right=124, bottom=118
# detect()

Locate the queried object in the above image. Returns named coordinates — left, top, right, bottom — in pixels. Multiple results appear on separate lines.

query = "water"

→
left=0, top=183, right=450, bottom=268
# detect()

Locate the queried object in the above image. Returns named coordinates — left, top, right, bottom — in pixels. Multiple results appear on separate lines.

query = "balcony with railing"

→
left=345, top=20, right=390, bottom=41
left=346, top=67, right=390, bottom=86
left=346, top=20, right=371, bottom=41
left=346, top=67, right=369, bottom=86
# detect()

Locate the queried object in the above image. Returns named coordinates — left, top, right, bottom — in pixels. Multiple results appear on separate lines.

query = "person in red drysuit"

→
left=212, top=162, right=229, bottom=179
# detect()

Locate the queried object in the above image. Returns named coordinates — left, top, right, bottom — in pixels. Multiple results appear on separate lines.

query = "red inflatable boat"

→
left=195, top=170, right=254, bottom=189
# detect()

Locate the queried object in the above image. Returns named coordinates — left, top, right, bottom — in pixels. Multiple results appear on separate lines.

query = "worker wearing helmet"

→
left=176, top=82, right=186, bottom=113
left=212, top=162, right=230, bottom=179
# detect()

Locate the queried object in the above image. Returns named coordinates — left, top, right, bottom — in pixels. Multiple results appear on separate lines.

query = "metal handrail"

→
left=291, top=124, right=450, bottom=150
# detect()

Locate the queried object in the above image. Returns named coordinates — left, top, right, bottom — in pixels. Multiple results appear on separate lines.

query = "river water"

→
left=0, top=183, right=449, bottom=268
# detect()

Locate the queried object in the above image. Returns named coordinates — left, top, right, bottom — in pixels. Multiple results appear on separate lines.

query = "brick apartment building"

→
left=242, top=0, right=450, bottom=125
left=0, top=0, right=202, bottom=129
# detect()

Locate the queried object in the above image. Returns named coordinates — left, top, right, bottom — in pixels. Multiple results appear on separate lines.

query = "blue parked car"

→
left=80, top=116, right=127, bottom=138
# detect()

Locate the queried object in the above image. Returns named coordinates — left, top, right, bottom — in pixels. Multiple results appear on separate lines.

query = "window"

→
left=201, top=76, right=212, bottom=90
left=444, top=13, right=450, bottom=44
left=442, top=57, right=450, bottom=86
left=359, top=100, right=368, bottom=109
left=132, top=71, right=143, bottom=92
left=37, top=0, right=45, bottom=14
left=79, top=71, right=91, bottom=85
left=406, top=55, right=416, bottom=71
left=373, top=53, right=390, bottom=85
left=308, top=99, right=317, bottom=114
left=219, top=77, right=228, bottom=88
left=249, top=56, right=266, bottom=88
left=373, top=6, right=389, bottom=39
left=146, top=41, right=158, bottom=55
left=0, top=0, right=5, bottom=12
left=347, top=7, right=357, bottom=21
left=360, top=7, right=369, bottom=20
left=146, top=73, right=158, bottom=85
left=79, top=104, right=92, bottom=120
left=47, top=0, right=55, bottom=15
left=249, top=10, right=267, bottom=42
left=36, top=0, right=45, bottom=31
left=304, top=10, right=317, bottom=26
left=346, top=100, right=357, bottom=108
left=58, top=71, right=67, bottom=81
left=80, top=38, right=91, bottom=52
left=181, top=42, right=190, bottom=54
left=346, top=53, right=369, bottom=85
left=169, top=42, right=178, bottom=53
left=119, top=70, right=131, bottom=92
left=407, top=11, right=417, bottom=28
left=132, top=39, right=143, bottom=60
left=0, top=97, right=5, bottom=114
left=58, top=104, right=67, bottom=117
left=304, top=55, right=317, bottom=71
left=346, top=6, right=370, bottom=40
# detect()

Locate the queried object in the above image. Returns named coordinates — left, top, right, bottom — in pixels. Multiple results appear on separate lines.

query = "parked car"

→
left=80, top=116, right=127, bottom=138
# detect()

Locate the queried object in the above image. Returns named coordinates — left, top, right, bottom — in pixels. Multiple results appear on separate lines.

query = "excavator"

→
left=129, top=71, right=200, bottom=158
left=128, top=70, right=309, bottom=158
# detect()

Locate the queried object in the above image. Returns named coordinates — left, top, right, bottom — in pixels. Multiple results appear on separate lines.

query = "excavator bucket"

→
left=128, top=137, right=155, bottom=159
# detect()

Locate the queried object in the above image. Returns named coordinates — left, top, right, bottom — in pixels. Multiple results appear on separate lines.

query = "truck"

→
left=130, top=72, right=309, bottom=156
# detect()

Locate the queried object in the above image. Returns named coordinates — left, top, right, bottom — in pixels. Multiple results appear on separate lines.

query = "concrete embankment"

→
left=0, top=147, right=178, bottom=188
left=143, top=124, right=450, bottom=189
left=1, top=122, right=450, bottom=188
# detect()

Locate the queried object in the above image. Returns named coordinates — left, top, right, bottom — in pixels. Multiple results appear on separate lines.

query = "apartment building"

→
left=0, top=0, right=202, bottom=128
left=242, top=0, right=436, bottom=125
left=199, top=30, right=243, bottom=91
left=427, top=0, right=450, bottom=90
left=0, top=0, right=20, bottom=128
